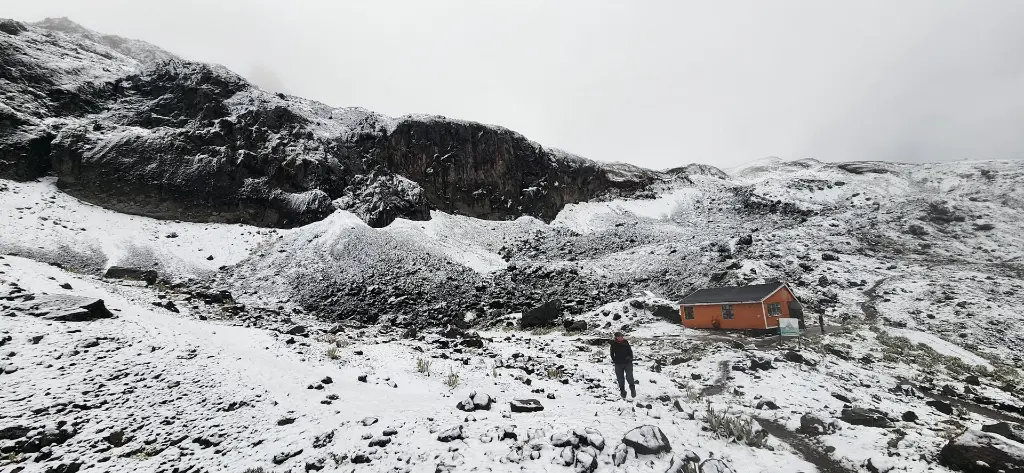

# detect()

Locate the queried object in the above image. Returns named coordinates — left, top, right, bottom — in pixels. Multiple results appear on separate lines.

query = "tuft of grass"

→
left=243, top=468, right=266, bottom=473
left=315, top=333, right=337, bottom=344
left=416, top=358, right=432, bottom=376
left=704, top=403, right=769, bottom=448
left=545, top=366, right=565, bottom=379
left=444, top=368, right=461, bottom=389
left=529, top=326, right=560, bottom=335
left=325, top=347, right=340, bottom=360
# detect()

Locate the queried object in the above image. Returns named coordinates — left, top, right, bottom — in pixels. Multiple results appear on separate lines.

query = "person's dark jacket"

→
left=610, top=339, right=633, bottom=364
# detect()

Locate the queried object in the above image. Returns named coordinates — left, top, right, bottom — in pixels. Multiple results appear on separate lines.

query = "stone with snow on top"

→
left=18, top=294, right=113, bottom=321
left=576, top=427, right=605, bottom=451
left=982, top=422, right=1024, bottom=444
left=699, top=459, right=736, bottom=473
left=841, top=407, right=892, bottom=428
left=551, top=432, right=578, bottom=448
left=500, top=426, right=517, bottom=441
left=755, top=399, right=779, bottom=410
left=368, top=436, right=390, bottom=447
left=940, top=428, right=1024, bottom=473
left=272, top=448, right=303, bottom=465
left=622, top=425, right=671, bottom=455
left=865, top=457, right=894, bottom=473
left=798, top=414, right=836, bottom=436
left=555, top=446, right=575, bottom=466
left=509, top=399, right=543, bottom=413
left=575, top=446, right=599, bottom=473
left=456, top=391, right=492, bottom=411
left=360, top=417, right=378, bottom=426
left=286, top=325, right=306, bottom=335
left=612, top=443, right=634, bottom=466
left=437, top=425, right=464, bottom=442
left=664, top=452, right=701, bottom=473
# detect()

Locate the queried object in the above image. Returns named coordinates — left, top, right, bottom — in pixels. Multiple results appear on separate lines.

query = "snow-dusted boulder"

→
left=437, top=425, right=464, bottom=443
left=622, top=425, right=671, bottom=455
left=939, top=428, right=1024, bottom=473
left=456, top=391, right=492, bottom=412
left=509, top=399, right=544, bottom=413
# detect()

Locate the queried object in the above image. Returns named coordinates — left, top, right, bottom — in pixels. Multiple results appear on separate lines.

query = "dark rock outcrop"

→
left=621, top=425, right=671, bottom=455
left=939, top=428, right=1024, bottom=473
left=1, top=19, right=661, bottom=228
left=520, top=300, right=562, bottom=329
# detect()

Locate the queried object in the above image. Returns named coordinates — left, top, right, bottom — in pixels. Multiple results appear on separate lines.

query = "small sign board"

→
left=778, top=318, right=801, bottom=337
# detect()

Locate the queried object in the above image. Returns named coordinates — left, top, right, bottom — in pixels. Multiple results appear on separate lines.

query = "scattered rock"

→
left=360, top=417, right=378, bottom=427
left=799, top=414, right=836, bottom=436
left=902, top=411, right=918, bottom=422
left=939, top=428, right=1024, bottom=473
left=456, top=391, right=493, bottom=412
left=103, top=266, right=158, bottom=285
left=520, top=300, right=562, bottom=329
left=622, top=425, right=671, bottom=455
left=509, top=399, right=544, bottom=413
left=437, top=425, right=464, bottom=442
left=272, top=448, right=303, bottom=465
left=927, top=400, right=955, bottom=416
left=841, top=407, right=892, bottom=428
left=981, top=422, right=1024, bottom=444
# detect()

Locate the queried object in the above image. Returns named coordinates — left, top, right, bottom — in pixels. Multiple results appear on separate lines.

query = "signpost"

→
left=778, top=318, right=801, bottom=348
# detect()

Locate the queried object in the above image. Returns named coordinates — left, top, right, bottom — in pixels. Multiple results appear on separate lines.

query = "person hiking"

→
left=610, top=331, right=636, bottom=398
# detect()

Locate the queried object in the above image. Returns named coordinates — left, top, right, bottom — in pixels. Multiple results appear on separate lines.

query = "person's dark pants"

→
left=614, top=363, right=635, bottom=396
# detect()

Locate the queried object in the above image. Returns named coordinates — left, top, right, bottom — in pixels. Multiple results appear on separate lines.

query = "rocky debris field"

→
left=1, top=15, right=1024, bottom=473
left=2, top=251, right=1024, bottom=473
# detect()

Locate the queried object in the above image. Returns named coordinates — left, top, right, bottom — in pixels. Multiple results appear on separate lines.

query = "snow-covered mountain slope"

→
left=3, top=160, right=1024, bottom=473
left=0, top=17, right=662, bottom=229
left=3, top=15, right=1024, bottom=473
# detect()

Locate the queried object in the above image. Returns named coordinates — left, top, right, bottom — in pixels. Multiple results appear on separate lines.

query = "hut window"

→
left=766, top=302, right=782, bottom=316
left=683, top=306, right=694, bottom=320
left=721, top=304, right=734, bottom=319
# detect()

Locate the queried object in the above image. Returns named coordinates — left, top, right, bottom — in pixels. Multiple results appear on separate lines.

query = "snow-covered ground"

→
left=3, top=157, right=1024, bottom=473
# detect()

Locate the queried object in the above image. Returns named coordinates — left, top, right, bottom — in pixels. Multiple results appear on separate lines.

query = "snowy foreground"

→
left=3, top=157, right=1024, bottom=473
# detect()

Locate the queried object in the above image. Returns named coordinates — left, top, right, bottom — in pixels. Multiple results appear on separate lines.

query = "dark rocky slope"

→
left=1, top=18, right=662, bottom=228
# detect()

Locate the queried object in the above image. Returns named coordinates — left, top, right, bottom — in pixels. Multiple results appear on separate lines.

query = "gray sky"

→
left=6, top=0, right=1024, bottom=168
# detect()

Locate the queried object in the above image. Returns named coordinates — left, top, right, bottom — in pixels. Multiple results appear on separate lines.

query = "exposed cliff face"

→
left=383, top=117, right=654, bottom=222
left=1, top=18, right=663, bottom=228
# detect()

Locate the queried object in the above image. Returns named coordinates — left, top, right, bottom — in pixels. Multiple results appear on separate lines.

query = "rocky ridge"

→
left=1, top=17, right=663, bottom=229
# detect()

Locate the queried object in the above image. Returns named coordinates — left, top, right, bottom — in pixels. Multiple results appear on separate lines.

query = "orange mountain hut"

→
left=679, top=281, right=801, bottom=330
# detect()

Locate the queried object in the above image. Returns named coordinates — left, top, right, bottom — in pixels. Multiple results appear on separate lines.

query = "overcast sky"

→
left=6, top=1, right=1024, bottom=168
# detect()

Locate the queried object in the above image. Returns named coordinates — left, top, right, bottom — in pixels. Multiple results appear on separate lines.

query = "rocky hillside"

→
left=0, top=17, right=661, bottom=228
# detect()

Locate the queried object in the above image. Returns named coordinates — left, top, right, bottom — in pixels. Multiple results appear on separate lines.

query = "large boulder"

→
left=104, top=266, right=158, bottom=285
left=509, top=399, right=544, bottom=413
left=456, top=391, right=492, bottom=412
left=520, top=300, right=562, bottom=329
left=982, top=422, right=1024, bottom=444
left=648, top=302, right=680, bottom=323
left=17, top=294, right=113, bottom=321
left=840, top=407, right=892, bottom=428
left=436, top=425, right=464, bottom=443
left=622, top=425, right=671, bottom=455
left=799, top=414, right=837, bottom=436
left=939, top=428, right=1024, bottom=473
